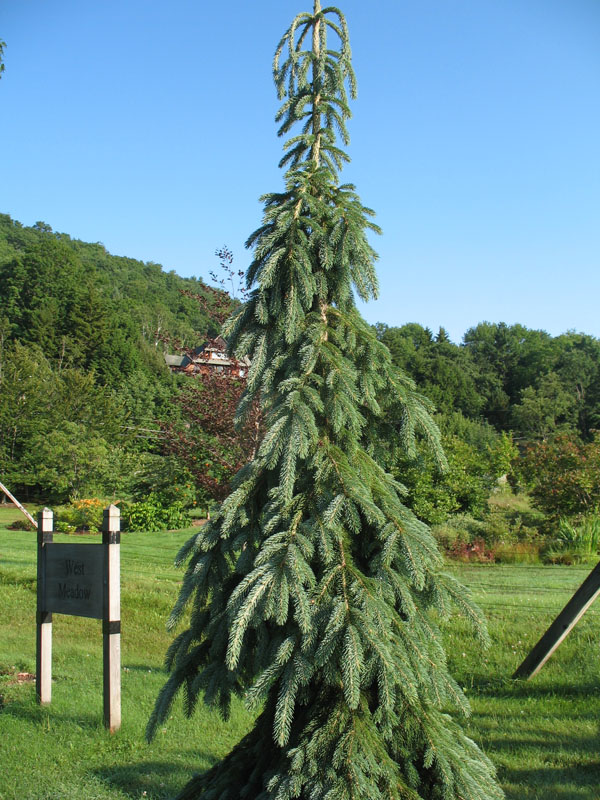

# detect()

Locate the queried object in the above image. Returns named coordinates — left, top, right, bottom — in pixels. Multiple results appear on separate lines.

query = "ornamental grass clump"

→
left=148, top=4, right=503, bottom=799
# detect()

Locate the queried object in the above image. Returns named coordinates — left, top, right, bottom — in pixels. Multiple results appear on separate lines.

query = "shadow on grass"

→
left=95, top=757, right=216, bottom=800
left=501, top=762, right=600, bottom=800
left=95, top=751, right=600, bottom=800
left=0, top=571, right=36, bottom=590
left=488, top=732, right=600, bottom=755
left=468, top=674, right=600, bottom=701
left=0, top=698, right=104, bottom=729
left=463, top=675, right=600, bottom=798
left=0, top=555, right=35, bottom=565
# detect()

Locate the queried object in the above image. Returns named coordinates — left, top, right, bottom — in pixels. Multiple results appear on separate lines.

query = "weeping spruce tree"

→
left=149, top=4, right=503, bottom=799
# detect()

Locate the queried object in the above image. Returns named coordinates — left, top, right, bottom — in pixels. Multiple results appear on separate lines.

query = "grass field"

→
left=1, top=506, right=599, bottom=799
left=444, top=563, right=600, bottom=799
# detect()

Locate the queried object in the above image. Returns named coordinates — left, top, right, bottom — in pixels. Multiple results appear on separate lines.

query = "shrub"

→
left=557, top=515, right=600, bottom=554
left=542, top=514, right=600, bottom=564
left=7, top=519, right=35, bottom=531
left=397, top=436, right=500, bottom=526
left=516, top=434, right=600, bottom=519
left=54, top=520, right=76, bottom=533
left=433, top=503, right=544, bottom=563
left=123, top=494, right=191, bottom=532
left=432, top=514, right=485, bottom=553
left=448, top=537, right=494, bottom=562
left=70, top=498, right=104, bottom=531
left=56, top=498, right=105, bottom=532
left=492, top=542, right=540, bottom=564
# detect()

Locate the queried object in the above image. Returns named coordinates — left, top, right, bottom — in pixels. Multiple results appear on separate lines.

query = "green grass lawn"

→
left=1, top=514, right=599, bottom=799
left=445, top=563, right=600, bottom=800
left=0, top=523, right=253, bottom=800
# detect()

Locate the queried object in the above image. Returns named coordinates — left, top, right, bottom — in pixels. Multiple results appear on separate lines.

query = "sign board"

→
left=36, top=506, right=121, bottom=732
left=43, top=543, right=104, bottom=619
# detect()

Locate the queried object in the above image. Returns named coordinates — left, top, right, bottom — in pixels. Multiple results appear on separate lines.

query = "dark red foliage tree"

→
left=160, top=372, right=261, bottom=503
left=159, top=248, right=260, bottom=505
left=517, top=433, right=600, bottom=519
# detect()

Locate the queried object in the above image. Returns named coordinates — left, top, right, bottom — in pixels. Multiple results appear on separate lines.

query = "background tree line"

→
left=376, top=321, right=600, bottom=442
left=1, top=212, right=599, bottom=535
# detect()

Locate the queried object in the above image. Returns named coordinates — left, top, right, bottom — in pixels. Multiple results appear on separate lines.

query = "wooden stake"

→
left=36, top=508, right=53, bottom=704
left=513, top=560, right=600, bottom=680
left=102, top=505, right=121, bottom=732
left=0, top=479, right=37, bottom=528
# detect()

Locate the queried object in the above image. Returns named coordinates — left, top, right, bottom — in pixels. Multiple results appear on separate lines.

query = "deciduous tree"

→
left=160, top=370, right=261, bottom=504
left=517, top=434, right=600, bottom=519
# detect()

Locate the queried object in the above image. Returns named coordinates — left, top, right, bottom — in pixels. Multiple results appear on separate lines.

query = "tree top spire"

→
left=273, top=3, right=356, bottom=176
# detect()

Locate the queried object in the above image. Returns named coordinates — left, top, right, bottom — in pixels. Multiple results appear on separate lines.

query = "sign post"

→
left=36, top=508, right=53, bottom=704
left=35, top=504, right=121, bottom=731
left=102, top=504, right=121, bottom=732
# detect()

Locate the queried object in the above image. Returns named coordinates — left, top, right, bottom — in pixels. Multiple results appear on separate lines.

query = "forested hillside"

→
left=0, top=213, right=219, bottom=372
left=0, top=213, right=221, bottom=505
left=1, top=213, right=599, bottom=544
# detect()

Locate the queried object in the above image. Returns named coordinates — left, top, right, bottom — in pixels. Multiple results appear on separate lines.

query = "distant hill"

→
left=0, top=213, right=232, bottom=504
left=0, top=213, right=219, bottom=384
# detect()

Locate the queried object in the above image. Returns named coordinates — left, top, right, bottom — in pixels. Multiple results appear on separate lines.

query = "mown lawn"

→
left=444, top=563, right=600, bottom=800
left=1, top=509, right=599, bottom=799
left=0, top=520, right=253, bottom=800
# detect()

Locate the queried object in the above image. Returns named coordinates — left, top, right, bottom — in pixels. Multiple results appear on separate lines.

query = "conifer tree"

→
left=149, top=4, right=504, bottom=799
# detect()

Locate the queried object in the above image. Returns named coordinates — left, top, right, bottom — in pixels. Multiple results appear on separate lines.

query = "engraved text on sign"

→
left=44, top=543, right=104, bottom=619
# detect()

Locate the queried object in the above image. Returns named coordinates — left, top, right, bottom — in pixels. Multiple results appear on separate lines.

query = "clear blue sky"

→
left=1, top=0, right=599, bottom=343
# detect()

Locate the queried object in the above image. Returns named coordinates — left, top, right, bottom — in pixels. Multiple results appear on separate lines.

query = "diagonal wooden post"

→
left=36, top=508, right=53, bottom=704
left=0, top=479, right=37, bottom=528
left=513, top=560, right=600, bottom=680
left=102, top=504, right=121, bottom=732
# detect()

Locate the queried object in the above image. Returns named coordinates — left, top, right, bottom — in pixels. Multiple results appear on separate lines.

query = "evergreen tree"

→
left=148, top=4, right=503, bottom=799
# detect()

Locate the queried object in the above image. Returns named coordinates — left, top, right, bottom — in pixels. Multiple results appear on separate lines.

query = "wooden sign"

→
left=36, top=505, right=121, bottom=732
left=43, top=543, right=104, bottom=618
